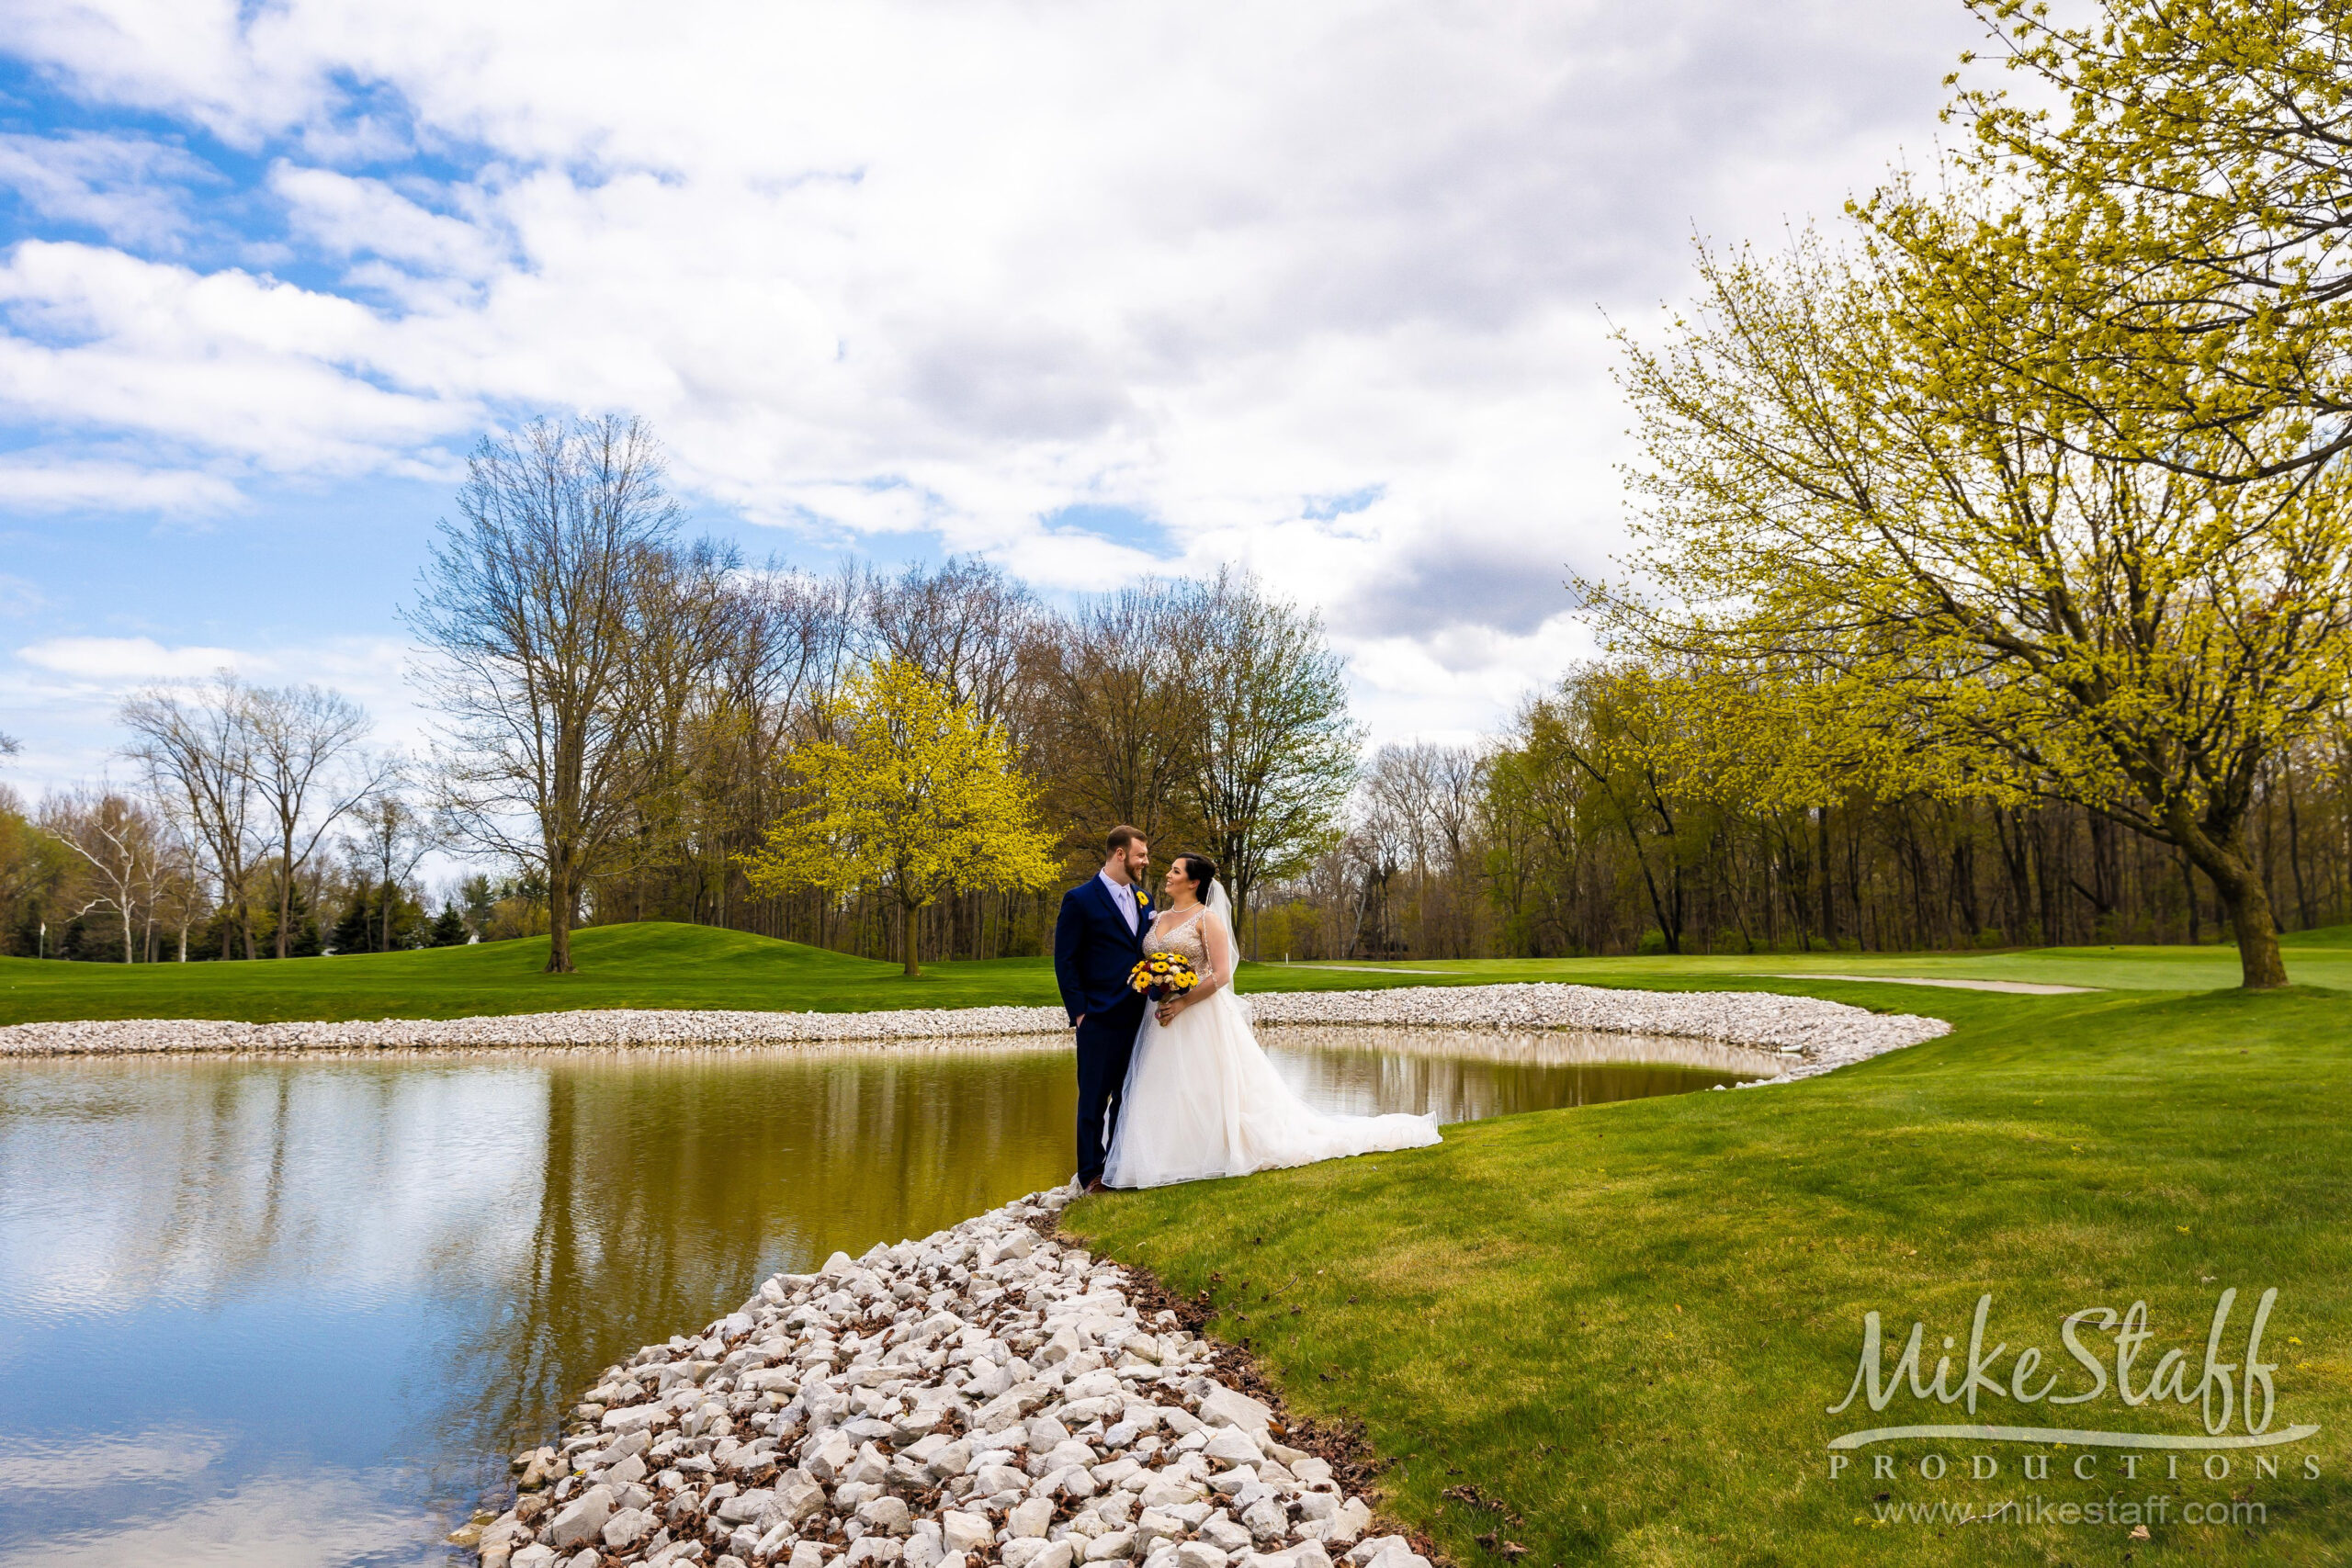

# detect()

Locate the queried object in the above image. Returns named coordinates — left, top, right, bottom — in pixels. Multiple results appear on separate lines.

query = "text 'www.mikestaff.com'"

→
left=1866, top=1496, right=2267, bottom=1528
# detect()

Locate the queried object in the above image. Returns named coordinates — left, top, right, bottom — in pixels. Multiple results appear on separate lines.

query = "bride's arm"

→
left=1182, top=914, right=1234, bottom=1002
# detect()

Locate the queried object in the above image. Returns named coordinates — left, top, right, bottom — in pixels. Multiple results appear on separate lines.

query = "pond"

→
left=0, top=1026, right=1770, bottom=1567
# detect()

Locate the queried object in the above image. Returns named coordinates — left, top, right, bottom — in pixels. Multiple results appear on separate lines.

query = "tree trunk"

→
left=546, top=861, right=576, bottom=974
left=2171, top=832, right=2286, bottom=988
left=276, top=857, right=293, bottom=959
left=899, top=897, right=921, bottom=977
left=2207, top=858, right=2290, bottom=989
left=1816, top=806, right=1837, bottom=949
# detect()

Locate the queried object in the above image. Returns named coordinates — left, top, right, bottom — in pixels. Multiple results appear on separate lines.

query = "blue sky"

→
left=0, top=0, right=1984, bottom=798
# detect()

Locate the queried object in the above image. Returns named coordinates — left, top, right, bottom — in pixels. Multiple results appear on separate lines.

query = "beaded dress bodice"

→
left=1149, top=909, right=1212, bottom=968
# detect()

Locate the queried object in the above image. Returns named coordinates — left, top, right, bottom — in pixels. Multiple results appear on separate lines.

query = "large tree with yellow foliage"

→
left=1603, top=0, right=2352, bottom=989
left=741, top=660, right=1057, bottom=976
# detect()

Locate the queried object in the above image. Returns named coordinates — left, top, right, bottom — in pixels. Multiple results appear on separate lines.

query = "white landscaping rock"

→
left=1202, top=1428, right=1262, bottom=1466
left=1196, top=1390, right=1273, bottom=1437
left=603, top=1508, right=658, bottom=1550
left=1009, top=1497, right=1057, bottom=1538
left=476, top=1187, right=1403, bottom=1568
left=1344, top=1539, right=1430, bottom=1568
left=548, top=1486, right=614, bottom=1552
left=1199, top=1517, right=1255, bottom=1554
left=941, top=1511, right=994, bottom=1553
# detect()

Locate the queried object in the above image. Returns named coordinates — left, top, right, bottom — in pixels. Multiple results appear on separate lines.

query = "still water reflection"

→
left=0, top=1028, right=1760, bottom=1567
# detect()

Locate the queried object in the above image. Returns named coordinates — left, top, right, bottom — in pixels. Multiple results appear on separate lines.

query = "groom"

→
left=1053, top=824, right=1151, bottom=1192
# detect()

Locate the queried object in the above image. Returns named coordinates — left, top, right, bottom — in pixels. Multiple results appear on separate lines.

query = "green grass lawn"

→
left=6, top=917, right=2348, bottom=1025
left=1256, top=921, right=2352, bottom=994
left=1067, top=975, right=2352, bottom=1565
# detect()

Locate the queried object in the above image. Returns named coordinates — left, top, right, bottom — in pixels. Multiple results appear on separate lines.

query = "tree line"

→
left=5, top=627, right=2348, bottom=972
left=0, top=417, right=1362, bottom=973
left=0, top=678, right=460, bottom=962
left=1250, top=662, right=2352, bottom=968
left=401, top=412, right=1363, bottom=973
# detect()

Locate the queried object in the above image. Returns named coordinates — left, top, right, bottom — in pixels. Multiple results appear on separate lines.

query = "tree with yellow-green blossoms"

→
left=740, top=660, right=1057, bottom=976
left=1946, top=0, right=2352, bottom=484
left=1602, top=0, right=2352, bottom=990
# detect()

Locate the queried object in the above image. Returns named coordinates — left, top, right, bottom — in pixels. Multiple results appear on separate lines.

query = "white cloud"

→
left=0, top=456, right=241, bottom=514
left=0, top=242, right=473, bottom=473
left=0, top=1, right=333, bottom=151
left=17, top=635, right=253, bottom=681
left=269, top=164, right=503, bottom=279
left=0, top=130, right=215, bottom=249
left=0, top=0, right=1987, bottom=742
left=5, top=636, right=435, bottom=795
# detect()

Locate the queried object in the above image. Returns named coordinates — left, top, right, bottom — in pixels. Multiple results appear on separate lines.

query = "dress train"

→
left=1102, top=958, right=1439, bottom=1189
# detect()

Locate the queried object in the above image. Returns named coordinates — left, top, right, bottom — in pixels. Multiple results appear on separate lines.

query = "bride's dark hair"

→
left=1175, top=853, right=1218, bottom=900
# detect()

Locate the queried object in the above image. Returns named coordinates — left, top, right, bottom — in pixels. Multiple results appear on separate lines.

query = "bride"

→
left=1102, top=852, right=1441, bottom=1189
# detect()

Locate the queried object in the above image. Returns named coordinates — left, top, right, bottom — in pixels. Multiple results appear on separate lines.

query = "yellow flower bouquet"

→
left=1127, top=951, right=1200, bottom=1002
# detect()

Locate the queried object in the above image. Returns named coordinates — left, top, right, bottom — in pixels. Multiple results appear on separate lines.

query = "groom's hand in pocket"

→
left=1074, top=1015, right=1086, bottom=1029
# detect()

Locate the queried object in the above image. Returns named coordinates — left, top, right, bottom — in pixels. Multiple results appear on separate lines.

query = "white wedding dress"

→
left=1102, top=895, right=1441, bottom=1189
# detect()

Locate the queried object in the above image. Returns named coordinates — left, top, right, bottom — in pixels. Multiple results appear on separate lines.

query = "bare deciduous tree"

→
left=865, top=558, right=1043, bottom=729
left=410, top=414, right=684, bottom=974
left=667, top=563, right=860, bottom=927
left=345, top=778, right=436, bottom=953
left=1359, top=741, right=1489, bottom=958
left=245, top=682, right=383, bottom=958
left=608, top=539, right=750, bottom=918
left=1176, top=569, right=1362, bottom=932
left=1029, top=582, right=1194, bottom=850
left=121, top=675, right=263, bottom=959
left=147, top=825, right=208, bottom=962
left=40, top=788, right=164, bottom=964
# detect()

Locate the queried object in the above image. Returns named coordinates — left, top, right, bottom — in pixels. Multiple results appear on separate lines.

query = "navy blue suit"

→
left=1054, top=874, right=1151, bottom=1185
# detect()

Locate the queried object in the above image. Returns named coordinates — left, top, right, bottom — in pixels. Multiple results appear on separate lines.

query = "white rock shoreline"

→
left=469, top=1186, right=1434, bottom=1568
left=0, top=983, right=1947, bottom=1084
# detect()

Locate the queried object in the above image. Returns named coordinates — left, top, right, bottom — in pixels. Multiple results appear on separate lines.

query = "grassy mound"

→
left=0, top=921, right=1042, bottom=1024
left=1069, top=979, right=2352, bottom=1564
